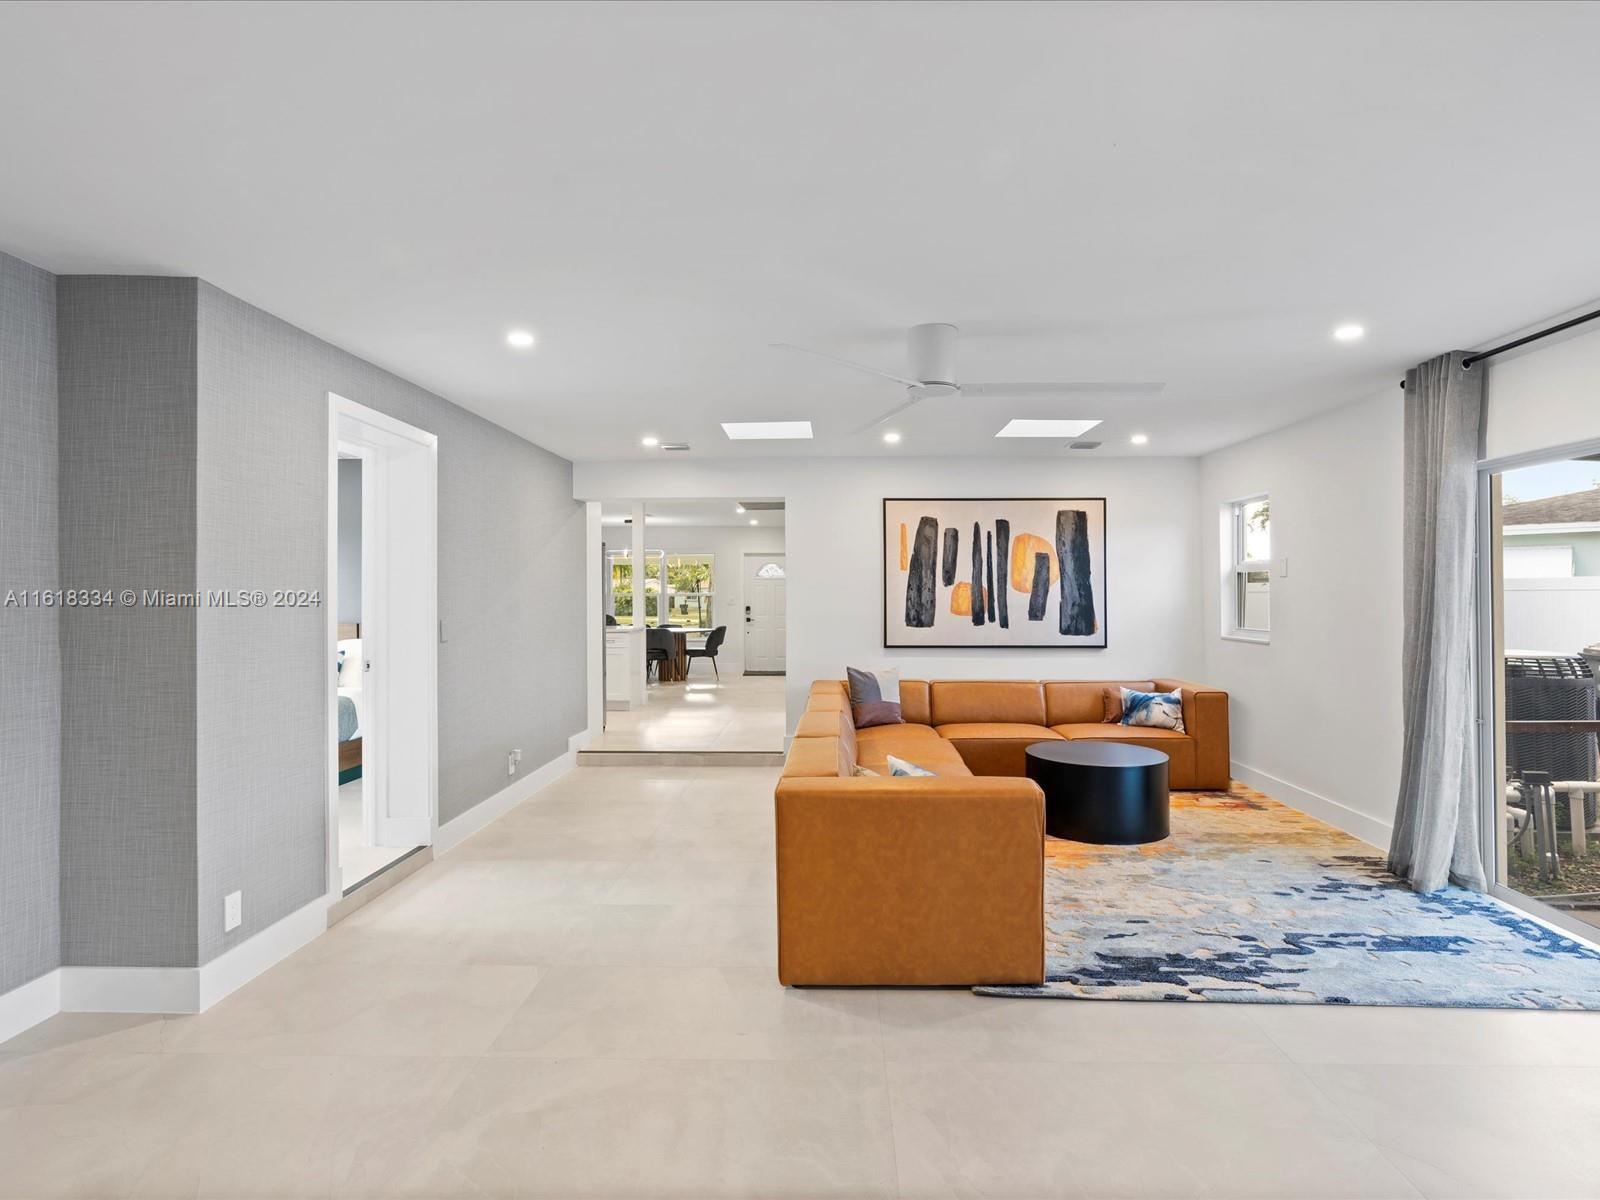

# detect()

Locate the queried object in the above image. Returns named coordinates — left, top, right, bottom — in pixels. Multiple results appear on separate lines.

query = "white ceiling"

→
left=4, top=2, right=1600, bottom=462
left=600, top=497, right=784, bottom=529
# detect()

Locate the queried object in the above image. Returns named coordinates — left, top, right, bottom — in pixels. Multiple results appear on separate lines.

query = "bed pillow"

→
left=337, top=639, right=363, bottom=691
left=886, top=754, right=935, bottom=777
left=846, top=666, right=903, bottom=728
left=1120, top=688, right=1185, bottom=732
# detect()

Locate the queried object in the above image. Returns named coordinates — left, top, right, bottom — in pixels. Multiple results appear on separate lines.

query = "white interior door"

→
left=743, top=553, right=786, bottom=674
left=329, top=396, right=437, bottom=884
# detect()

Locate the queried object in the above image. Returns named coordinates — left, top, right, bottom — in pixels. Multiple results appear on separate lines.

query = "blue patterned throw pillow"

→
left=1120, top=688, right=1185, bottom=732
left=886, top=754, right=935, bottom=777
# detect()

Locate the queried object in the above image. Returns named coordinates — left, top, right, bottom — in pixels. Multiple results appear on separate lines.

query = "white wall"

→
left=1485, top=312, right=1600, bottom=461
left=1199, top=388, right=1403, bottom=847
left=618, top=522, right=787, bottom=671
left=576, top=456, right=1204, bottom=731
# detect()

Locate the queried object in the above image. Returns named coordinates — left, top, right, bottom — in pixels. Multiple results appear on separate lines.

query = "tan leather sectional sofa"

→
left=774, top=678, right=1230, bottom=986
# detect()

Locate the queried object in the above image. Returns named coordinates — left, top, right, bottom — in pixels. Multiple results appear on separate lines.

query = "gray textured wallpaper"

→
left=56, top=276, right=200, bottom=969
left=0, top=267, right=582, bottom=985
left=194, top=284, right=585, bottom=963
left=0, top=252, right=61, bottom=993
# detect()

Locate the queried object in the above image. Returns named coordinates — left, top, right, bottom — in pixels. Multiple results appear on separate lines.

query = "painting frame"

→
left=881, top=497, right=1108, bottom=649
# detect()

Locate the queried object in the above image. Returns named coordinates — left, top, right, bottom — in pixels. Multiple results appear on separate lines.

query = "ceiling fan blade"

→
left=852, top=392, right=924, bottom=435
left=771, top=342, right=922, bottom=388
left=962, top=381, right=1166, bottom=398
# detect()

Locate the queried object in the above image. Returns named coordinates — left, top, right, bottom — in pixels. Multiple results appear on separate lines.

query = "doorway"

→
left=327, top=394, right=438, bottom=894
left=588, top=498, right=786, bottom=756
left=1479, top=443, right=1600, bottom=937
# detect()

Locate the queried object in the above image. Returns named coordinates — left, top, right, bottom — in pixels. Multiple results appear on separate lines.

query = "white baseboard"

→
left=61, top=965, right=200, bottom=1014
left=53, top=894, right=336, bottom=1016
left=434, top=736, right=580, bottom=855
left=197, top=893, right=332, bottom=1010
left=1232, top=761, right=1393, bottom=850
left=0, top=969, right=61, bottom=1044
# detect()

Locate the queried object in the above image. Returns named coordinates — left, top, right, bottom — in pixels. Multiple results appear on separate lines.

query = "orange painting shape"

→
left=898, top=522, right=908, bottom=571
left=1008, top=532, right=1058, bottom=592
left=950, top=582, right=987, bottom=617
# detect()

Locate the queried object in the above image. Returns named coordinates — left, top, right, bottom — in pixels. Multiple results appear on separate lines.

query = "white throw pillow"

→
left=886, top=754, right=935, bottom=777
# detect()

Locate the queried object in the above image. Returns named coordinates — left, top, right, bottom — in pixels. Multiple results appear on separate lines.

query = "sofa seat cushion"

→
left=935, top=723, right=1064, bottom=777
left=1050, top=723, right=1198, bottom=789
left=856, top=726, right=972, bottom=777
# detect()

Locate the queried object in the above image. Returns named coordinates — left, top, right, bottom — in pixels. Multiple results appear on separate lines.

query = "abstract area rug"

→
left=976, top=785, right=1600, bottom=1009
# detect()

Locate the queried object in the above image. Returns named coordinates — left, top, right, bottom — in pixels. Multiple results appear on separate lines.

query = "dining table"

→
left=656, top=626, right=713, bottom=683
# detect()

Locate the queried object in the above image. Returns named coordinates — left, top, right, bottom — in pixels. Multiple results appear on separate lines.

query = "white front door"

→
left=743, top=554, right=786, bottom=674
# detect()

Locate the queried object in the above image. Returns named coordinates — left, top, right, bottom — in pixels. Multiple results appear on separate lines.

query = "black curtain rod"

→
left=1399, top=304, right=1600, bottom=388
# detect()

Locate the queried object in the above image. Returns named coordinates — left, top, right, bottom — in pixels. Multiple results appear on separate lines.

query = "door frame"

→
left=1474, top=434, right=1600, bottom=947
left=325, top=393, right=439, bottom=898
left=741, top=550, right=787, bottom=675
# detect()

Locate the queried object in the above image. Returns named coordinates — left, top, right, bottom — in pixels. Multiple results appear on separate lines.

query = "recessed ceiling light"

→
left=883, top=431, right=902, bottom=445
left=506, top=329, right=537, bottom=349
left=721, top=421, right=814, bottom=440
left=749, top=518, right=759, bottom=525
left=1130, top=433, right=1149, bottom=446
left=995, top=419, right=1102, bottom=439
left=641, top=435, right=659, bottom=448
left=735, top=505, right=746, bottom=514
left=1333, top=323, right=1365, bottom=343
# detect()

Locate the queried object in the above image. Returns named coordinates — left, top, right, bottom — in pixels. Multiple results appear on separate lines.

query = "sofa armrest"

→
left=774, top=776, right=1044, bottom=985
left=1153, top=678, right=1231, bottom=789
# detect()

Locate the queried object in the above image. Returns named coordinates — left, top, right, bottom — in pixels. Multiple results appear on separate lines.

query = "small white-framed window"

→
left=1222, top=494, right=1271, bottom=641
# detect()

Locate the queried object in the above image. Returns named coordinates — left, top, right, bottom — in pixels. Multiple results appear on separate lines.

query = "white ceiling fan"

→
left=772, top=323, right=1164, bottom=434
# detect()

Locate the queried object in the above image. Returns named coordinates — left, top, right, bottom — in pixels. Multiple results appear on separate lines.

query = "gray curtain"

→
left=1388, top=351, right=1487, bottom=892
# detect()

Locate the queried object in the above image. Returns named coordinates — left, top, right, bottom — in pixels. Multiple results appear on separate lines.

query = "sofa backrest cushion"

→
left=782, top=731, right=855, bottom=778
left=1045, top=681, right=1156, bottom=725
left=929, top=680, right=1046, bottom=727
left=899, top=680, right=931, bottom=725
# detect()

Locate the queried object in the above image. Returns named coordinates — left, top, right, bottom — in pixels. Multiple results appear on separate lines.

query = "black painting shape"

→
left=984, top=530, right=996, bottom=622
left=1028, top=552, right=1050, bottom=620
left=941, top=526, right=959, bottom=586
left=970, top=521, right=985, bottom=626
left=904, top=516, right=938, bottom=628
left=995, top=519, right=1010, bottom=628
left=1056, top=509, right=1096, bottom=636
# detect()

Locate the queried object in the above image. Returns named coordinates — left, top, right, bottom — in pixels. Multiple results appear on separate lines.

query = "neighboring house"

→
left=1501, top=488, right=1600, bottom=657
left=1503, top=488, right=1600, bottom=578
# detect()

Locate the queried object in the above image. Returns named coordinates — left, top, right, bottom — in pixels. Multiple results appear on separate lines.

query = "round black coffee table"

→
left=1025, top=741, right=1170, bottom=844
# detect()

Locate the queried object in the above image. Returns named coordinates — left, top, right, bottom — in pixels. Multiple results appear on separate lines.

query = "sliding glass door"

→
left=1480, top=446, right=1600, bottom=935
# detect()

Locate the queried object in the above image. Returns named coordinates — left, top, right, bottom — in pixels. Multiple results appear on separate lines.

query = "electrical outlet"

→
left=224, top=890, right=242, bottom=933
left=508, top=748, right=523, bottom=776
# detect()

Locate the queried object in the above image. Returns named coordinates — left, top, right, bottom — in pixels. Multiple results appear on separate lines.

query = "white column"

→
left=582, top=501, right=603, bottom=744
left=631, top=500, right=647, bottom=665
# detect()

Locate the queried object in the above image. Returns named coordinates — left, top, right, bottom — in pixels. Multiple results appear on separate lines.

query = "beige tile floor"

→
left=339, top=779, right=417, bottom=892
left=6, top=765, right=1600, bottom=1197
left=590, top=671, right=786, bottom=753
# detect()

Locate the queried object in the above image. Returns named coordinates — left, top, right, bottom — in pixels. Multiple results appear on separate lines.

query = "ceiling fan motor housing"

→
left=908, top=322, right=959, bottom=391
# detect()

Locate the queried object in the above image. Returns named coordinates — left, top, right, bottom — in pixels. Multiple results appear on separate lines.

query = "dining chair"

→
left=685, top=625, right=727, bottom=678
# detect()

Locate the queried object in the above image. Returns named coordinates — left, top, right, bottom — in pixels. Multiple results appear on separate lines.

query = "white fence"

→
left=1504, top=577, right=1600, bottom=658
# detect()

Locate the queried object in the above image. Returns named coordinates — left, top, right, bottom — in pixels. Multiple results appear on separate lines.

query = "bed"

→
left=337, top=623, right=363, bottom=783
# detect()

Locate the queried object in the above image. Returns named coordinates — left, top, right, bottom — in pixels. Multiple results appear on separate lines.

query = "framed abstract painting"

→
left=882, top=498, right=1107, bottom=648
